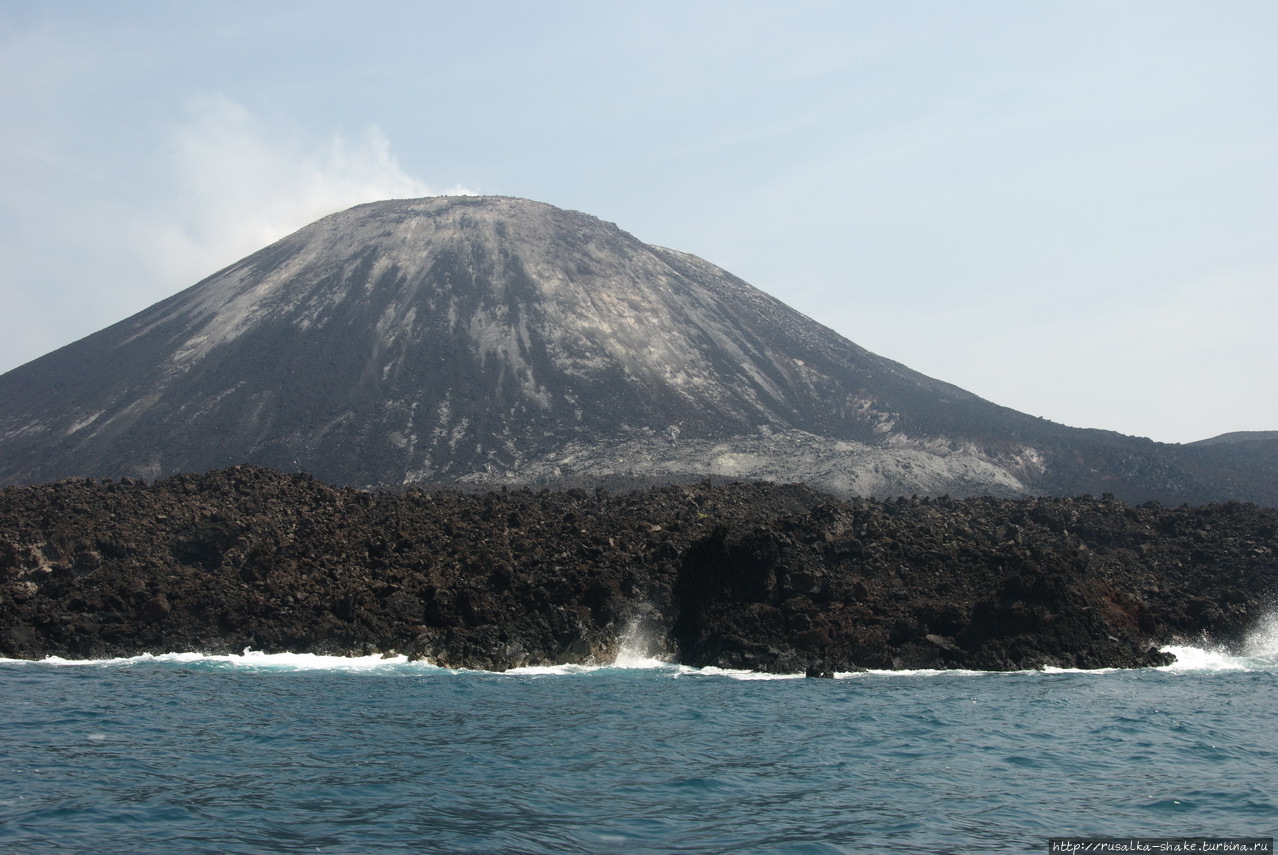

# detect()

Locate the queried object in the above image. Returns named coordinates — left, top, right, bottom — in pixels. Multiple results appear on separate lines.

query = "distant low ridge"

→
left=0, top=195, right=1273, bottom=504
left=1189, top=431, right=1278, bottom=446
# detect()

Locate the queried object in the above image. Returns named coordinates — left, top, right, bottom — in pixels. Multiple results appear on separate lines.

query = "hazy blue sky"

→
left=2, top=0, right=1275, bottom=443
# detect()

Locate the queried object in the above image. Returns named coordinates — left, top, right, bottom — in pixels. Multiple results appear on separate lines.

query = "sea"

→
left=2, top=617, right=1276, bottom=855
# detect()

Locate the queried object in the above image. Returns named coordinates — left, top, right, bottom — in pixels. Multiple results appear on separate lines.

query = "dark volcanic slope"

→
left=3, top=467, right=1276, bottom=671
left=0, top=196, right=1273, bottom=504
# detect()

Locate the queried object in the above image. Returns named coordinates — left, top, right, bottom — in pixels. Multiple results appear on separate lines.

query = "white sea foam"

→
left=1241, top=611, right=1278, bottom=659
left=689, top=666, right=804, bottom=681
left=611, top=617, right=670, bottom=670
left=216, top=650, right=413, bottom=670
left=501, top=661, right=802, bottom=680
left=3, top=648, right=801, bottom=679
left=1039, top=666, right=1123, bottom=675
left=612, top=650, right=669, bottom=670
left=492, top=616, right=673, bottom=675
left=9, top=611, right=1276, bottom=677
left=25, top=649, right=422, bottom=672
left=603, top=617, right=800, bottom=678
left=1157, top=645, right=1250, bottom=672
left=504, top=662, right=605, bottom=676
left=1158, top=610, right=1278, bottom=673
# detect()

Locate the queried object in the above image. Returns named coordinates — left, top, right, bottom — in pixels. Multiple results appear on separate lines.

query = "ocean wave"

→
left=1158, top=610, right=1278, bottom=673
left=5, top=649, right=422, bottom=672
left=5, top=610, right=1275, bottom=677
left=2, top=646, right=1271, bottom=678
left=0, top=650, right=807, bottom=680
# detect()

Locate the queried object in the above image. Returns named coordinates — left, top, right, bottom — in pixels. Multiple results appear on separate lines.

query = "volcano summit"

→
left=0, top=196, right=1272, bottom=504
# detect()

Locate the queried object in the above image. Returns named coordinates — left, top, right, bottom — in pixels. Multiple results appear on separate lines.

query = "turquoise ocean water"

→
left=2, top=619, right=1276, bottom=854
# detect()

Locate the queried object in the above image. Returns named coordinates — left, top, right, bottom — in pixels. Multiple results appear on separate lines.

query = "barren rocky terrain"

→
left=4, top=466, right=1274, bottom=672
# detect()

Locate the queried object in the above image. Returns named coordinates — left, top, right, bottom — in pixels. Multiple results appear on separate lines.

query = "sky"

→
left=2, top=0, right=1275, bottom=444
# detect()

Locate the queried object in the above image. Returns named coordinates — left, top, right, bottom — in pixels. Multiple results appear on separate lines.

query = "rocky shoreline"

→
left=2, top=466, right=1275, bottom=672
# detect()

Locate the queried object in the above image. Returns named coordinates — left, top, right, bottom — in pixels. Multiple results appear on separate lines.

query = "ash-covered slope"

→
left=0, top=196, right=1272, bottom=504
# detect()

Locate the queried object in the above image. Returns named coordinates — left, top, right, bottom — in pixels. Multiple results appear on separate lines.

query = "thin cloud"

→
left=0, top=94, right=472, bottom=374
left=136, top=95, right=474, bottom=289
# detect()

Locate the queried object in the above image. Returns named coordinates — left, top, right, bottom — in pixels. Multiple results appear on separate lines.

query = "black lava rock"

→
left=1, top=466, right=1274, bottom=672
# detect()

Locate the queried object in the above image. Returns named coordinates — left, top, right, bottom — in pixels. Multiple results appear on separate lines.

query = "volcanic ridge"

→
left=1, top=195, right=1273, bottom=505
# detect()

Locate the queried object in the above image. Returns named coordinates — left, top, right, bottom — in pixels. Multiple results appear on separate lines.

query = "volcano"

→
left=0, top=196, right=1272, bottom=504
